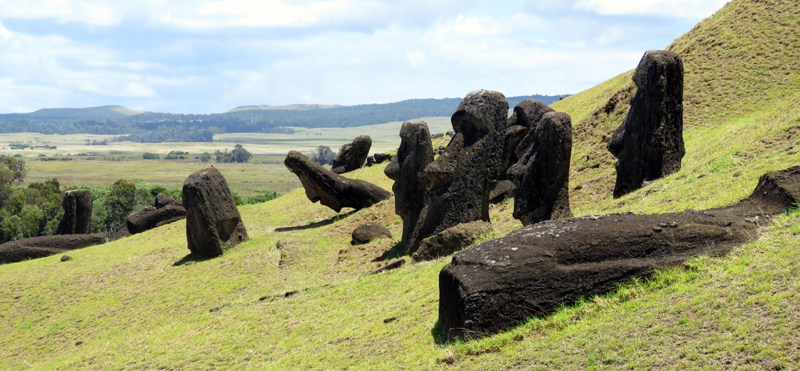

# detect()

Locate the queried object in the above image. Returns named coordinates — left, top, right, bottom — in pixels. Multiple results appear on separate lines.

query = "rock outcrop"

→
left=437, top=166, right=800, bottom=341
left=54, top=189, right=93, bottom=235
left=0, top=234, right=107, bottom=264
left=417, top=90, right=507, bottom=244
left=412, top=221, right=493, bottom=262
left=351, top=223, right=392, bottom=245
left=507, top=112, right=573, bottom=225
left=285, top=151, right=392, bottom=212
left=332, top=135, right=372, bottom=174
left=384, top=120, right=435, bottom=253
left=609, top=50, right=685, bottom=198
left=182, top=167, right=249, bottom=258
left=126, top=197, right=187, bottom=235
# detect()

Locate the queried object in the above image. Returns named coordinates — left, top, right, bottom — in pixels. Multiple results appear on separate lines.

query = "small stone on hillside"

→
left=351, top=223, right=392, bottom=245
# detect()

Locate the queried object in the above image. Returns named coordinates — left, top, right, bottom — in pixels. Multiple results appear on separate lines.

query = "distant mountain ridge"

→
left=23, top=105, right=142, bottom=119
left=0, top=94, right=568, bottom=141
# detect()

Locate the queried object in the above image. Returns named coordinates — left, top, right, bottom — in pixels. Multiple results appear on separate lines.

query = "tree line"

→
left=0, top=155, right=278, bottom=244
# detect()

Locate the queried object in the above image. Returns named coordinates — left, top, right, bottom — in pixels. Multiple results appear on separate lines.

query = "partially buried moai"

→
left=608, top=50, right=685, bottom=198
left=384, top=120, right=435, bottom=254
left=182, top=167, right=249, bottom=258
left=507, top=111, right=573, bottom=225
left=415, top=90, right=507, bottom=244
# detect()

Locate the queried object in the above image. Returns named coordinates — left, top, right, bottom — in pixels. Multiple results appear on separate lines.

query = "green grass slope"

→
left=2, top=0, right=800, bottom=369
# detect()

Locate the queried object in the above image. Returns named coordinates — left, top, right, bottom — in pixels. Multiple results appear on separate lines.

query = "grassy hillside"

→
left=2, top=0, right=800, bottom=369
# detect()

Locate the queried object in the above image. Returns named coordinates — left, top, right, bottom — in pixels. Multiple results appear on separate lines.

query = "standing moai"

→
left=182, top=167, right=249, bottom=258
left=416, top=90, right=508, bottom=243
left=54, top=189, right=93, bottom=235
left=608, top=50, right=685, bottom=198
left=507, top=112, right=573, bottom=225
left=384, top=120, right=435, bottom=254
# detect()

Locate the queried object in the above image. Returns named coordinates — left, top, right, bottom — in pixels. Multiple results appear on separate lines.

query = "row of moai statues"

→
left=386, top=50, right=685, bottom=255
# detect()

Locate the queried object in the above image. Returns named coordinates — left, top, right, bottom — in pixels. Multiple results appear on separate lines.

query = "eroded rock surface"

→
left=417, top=90, right=507, bottom=243
left=285, top=151, right=391, bottom=212
left=0, top=234, right=107, bottom=264
left=351, top=223, right=392, bottom=245
left=332, top=135, right=372, bottom=174
left=438, top=166, right=800, bottom=341
left=384, top=120, right=435, bottom=253
left=507, top=111, right=573, bottom=225
left=412, top=221, right=493, bottom=262
left=183, top=167, right=249, bottom=258
left=609, top=50, right=685, bottom=198
left=504, top=99, right=554, bottom=173
left=54, top=189, right=93, bottom=235
left=126, top=203, right=187, bottom=235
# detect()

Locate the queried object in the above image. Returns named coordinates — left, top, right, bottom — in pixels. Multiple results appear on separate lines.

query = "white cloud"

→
left=574, top=0, right=731, bottom=20
left=0, top=0, right=122, bottom=26
left=0, top=22, right=11, bottom=40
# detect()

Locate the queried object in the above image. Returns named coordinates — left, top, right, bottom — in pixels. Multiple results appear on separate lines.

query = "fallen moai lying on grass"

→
left=437, top=166, right=800, bottom=341
left=0, top=234, right=108, bottom=264
left=183, top=167, right=249, bottom=258
left=285, top=151, right=391, bottom=212
left=126, top=194, right=187, bottom=235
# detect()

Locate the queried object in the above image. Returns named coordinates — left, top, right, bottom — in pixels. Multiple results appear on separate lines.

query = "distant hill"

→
left=227, top=104, right=344, bottom=113
left=0, top=95, right=567, bottom=142
left=20, top=105, right=142, bottom=119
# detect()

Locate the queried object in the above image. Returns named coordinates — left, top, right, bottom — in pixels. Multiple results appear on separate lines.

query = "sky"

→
left=0, top=0, right=730, bottom=114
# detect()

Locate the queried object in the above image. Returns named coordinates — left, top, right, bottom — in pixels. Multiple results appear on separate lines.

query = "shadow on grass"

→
left=372, top=241, right=405, bottom=262
left=274, top=210, right=357, bottom=232
left=431, top=321, right=449, bottom=345
left=172, top=253, right=216, bottom=266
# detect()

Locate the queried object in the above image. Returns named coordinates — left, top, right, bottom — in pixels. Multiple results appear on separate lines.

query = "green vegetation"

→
left=215, top=144, right=252, bottom=163
left=164, top=150, right=189, bottom=160
left=1, top=0, right=799, bottom=369
left=141, top=152, right=160, bottom=160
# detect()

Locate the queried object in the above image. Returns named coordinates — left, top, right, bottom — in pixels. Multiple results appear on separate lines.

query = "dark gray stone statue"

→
left=384, top=120, right=435, bottom=254
left=183, top=167, right=249, bottom=258
left=417, top=90, right=507, bottom=243
left=608, top=50, right=685, bottom=198
left=507, top=111, right=573, bottom=225
left=331, top=135, right=372, bottom=174
left=54, top=189, right=93, bottom=235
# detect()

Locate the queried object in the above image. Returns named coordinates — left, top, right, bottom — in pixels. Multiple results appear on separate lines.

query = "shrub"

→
left=142, top=152, right=160, bottom=159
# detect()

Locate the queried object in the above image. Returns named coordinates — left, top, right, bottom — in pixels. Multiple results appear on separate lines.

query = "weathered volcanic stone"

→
left=332, top=135, right=372, bottom=174
left=182, top=167, right=249, bottom=258
left=488, top=180, right=515, bottom=204
left=126, top=205, right=187, bottom=235
left=504, top=99, right=554, bottom=173
left=609, top=50, right=685, bottom=198
left=285, top=151, right=391, bottom=212
left=0, top=234, right=107, bottom=264
left=54, top=189, right=93, bottom=235
left=351, top=223, right=392, bottom=245
left=417, top=90, right=507, bottom=243
left=412, top=221, right=493, bottom=262
left=507, top=111, right=573, bottom=225
left=384, top=120, right=435, bottom=253
left=155, top=193, right=182, bottom=209
left=437, top=166, right=800, bottom=341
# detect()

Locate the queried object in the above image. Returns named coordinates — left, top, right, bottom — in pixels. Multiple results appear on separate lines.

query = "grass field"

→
left=2, top=0, right=800, bottom=369
left=4, top=117, right=453, bottom=196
